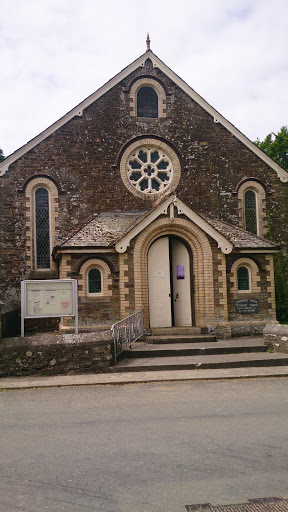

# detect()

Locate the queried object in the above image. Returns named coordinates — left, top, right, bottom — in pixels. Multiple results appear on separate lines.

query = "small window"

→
left=237, top=266, right=250, bottom=291
left=137, top=87, right=158, bottom=118
left=88, top=268, right=102, bottom=294
left=35, top=187, right=50, bottom=268
left=244, top=190, right=257, bottom=234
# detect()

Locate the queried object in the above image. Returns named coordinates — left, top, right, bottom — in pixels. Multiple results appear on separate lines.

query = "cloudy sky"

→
left=1, top=0, right=287, bottom=157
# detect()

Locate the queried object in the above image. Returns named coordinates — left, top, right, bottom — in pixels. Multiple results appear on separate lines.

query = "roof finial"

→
left=146, top=33, right=151, bottom=51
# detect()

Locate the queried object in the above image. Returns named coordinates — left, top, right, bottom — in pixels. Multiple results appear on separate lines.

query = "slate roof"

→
left=56, top=206, right=279, bottom=252
left=199, top=214, right=280, bottom=249
left=58, top=211, right=148, bottom=247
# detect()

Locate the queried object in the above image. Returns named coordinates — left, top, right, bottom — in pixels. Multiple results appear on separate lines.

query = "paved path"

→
left=1, top=365, right=288, bottom=390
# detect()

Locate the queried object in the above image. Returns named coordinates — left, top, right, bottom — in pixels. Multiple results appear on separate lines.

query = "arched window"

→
left=88, top=268, right=102, bottom=294
left=244, top=190, right=258, bottom=234
left=35, top=187, right=50, bottom=268
left=237, top=266, right=250, bottom=291
left=137, top=86, right=158, bottom=118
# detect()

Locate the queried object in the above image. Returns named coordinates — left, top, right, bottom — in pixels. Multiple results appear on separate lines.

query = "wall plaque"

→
left=235, top=299, right=259, bottom=314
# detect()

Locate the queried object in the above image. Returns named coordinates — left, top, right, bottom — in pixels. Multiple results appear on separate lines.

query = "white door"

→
left=148, top=237, right=172, bottom=328
left=171, top=239, right=192, bottom=326
left=148, top=237, right=192, bottom=328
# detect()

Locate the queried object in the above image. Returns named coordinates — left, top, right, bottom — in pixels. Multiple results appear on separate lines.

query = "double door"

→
left=148, top=237, right=192, bottom=328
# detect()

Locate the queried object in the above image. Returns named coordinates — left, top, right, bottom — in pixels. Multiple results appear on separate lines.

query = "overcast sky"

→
left=1, top=0, right=287, bottom=157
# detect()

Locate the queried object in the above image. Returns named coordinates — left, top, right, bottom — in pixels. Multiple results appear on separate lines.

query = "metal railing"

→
left=111, top=307, right=144, bottom=362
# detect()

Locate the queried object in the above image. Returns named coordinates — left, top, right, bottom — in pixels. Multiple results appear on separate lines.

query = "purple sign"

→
left=176, top=265, right=185, bottom=279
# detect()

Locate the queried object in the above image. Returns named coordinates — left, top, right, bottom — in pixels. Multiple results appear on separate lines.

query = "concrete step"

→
left=109, top=352, right=288, bottom=373
left=147, top=334, right=217, bottom=344
left=122, top=338, right=267, bottom=358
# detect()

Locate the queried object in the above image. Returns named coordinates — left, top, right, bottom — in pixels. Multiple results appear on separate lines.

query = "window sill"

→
left=79, top=296, right=111, bottom=304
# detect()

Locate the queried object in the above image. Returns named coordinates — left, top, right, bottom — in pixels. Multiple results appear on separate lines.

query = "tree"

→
left=255, top=126, right=288, bottom=322
left=254, top=126, right=288, bottom=171
left=0, top=148, right=5, bottom=162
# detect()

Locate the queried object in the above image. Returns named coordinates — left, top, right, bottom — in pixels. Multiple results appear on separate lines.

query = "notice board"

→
left=21, top=279, right=78, bottom=336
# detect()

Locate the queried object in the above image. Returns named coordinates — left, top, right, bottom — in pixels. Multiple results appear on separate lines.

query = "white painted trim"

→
left=115, top=195, right=233, bottom=254
left=1, top=51, right=288, bottom=182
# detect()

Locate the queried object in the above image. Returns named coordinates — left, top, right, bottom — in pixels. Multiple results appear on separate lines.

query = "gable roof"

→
left=54, top=195, right=279, bottom=256
left=1, top=50, right=287, bottom=182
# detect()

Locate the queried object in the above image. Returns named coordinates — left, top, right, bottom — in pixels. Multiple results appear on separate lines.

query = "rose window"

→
left=127, top=147, right=173, bottom=194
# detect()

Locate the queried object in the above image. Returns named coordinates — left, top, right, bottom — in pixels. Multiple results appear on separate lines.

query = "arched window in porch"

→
left=88, top=268, right=102, bottom=294
left=237, top=266, right=250, bottom=291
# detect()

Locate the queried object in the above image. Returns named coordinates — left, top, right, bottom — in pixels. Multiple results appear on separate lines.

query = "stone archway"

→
left=133, top=217, right=215, bottom=329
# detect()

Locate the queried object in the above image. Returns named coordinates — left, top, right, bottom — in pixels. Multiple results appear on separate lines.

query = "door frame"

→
left=148, top=235, right=195, bottom=328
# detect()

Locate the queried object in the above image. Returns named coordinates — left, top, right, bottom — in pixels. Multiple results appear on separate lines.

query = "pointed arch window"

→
left=137, top=86, right=158, bottom=118
left=244, top=189, right=258, bottom=234
left=35, top=187, right=50, bottom=268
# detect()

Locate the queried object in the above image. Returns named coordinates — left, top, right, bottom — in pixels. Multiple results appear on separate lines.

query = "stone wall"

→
left=263, top=323, right=288, bottom=353
left=0, top=331, right=114, bottom=377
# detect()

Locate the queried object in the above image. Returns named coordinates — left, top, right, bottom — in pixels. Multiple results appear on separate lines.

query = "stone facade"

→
left=0, top=49, right=287, bottom=338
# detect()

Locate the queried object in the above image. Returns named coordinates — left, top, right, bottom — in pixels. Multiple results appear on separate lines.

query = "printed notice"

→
left=154, top=270, right=165, bottom=278
left=45, top=290, right=56, bottom=305
left=61, top=301, right=71, bottom=313
left=30, top=290, right=42, bottom=301
left=33, top=302, right=42, bottom=315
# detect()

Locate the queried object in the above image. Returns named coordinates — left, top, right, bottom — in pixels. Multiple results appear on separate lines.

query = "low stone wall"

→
left=263, top=324, right=288, bottom=353
left=230, top=321, right=273, bottom=338
left=0, top=331, right=114, bottom=377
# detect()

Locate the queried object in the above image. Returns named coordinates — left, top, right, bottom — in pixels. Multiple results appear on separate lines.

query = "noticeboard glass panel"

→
left=25, top=280, right=74, bottom=317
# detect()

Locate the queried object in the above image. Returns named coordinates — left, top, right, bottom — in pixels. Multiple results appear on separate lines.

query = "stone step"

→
left=147, top=334, right=217, bottom=344
left=150, top=327, right=202, bottom=335
left=109, top=352, right=288, bottom=373
left=122, top=339, right=267, bottom=358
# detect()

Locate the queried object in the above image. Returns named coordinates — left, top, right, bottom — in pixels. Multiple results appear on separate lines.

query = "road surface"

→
left=0, top=378, right=287, bottom=511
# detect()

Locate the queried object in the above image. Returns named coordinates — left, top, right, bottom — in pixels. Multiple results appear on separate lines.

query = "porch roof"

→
left=56, top=210, right=148, bottom=248
left=199, top=215, right=280, bottom=250
left=54, top=200, right=279, bottom=256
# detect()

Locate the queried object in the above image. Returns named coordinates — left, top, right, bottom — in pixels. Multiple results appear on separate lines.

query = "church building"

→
left=1, top=39, right=288, bottom=338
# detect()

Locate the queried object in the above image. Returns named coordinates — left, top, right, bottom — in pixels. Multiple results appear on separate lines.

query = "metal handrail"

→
left=111, top=307, right=144, bottom=363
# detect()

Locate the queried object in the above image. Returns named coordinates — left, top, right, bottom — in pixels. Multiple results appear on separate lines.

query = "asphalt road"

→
left=0, top=378, right=287, bottom=512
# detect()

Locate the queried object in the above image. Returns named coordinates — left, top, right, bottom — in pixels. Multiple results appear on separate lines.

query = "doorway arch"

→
left=133, top=217, right=215, bottom=329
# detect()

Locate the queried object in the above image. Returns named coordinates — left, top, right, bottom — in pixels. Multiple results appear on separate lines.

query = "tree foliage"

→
left=0, top=148, right=5, bottom=162
left=255, top=126, right=288, bottom=323
left=254, top=126, right=288, bottom=171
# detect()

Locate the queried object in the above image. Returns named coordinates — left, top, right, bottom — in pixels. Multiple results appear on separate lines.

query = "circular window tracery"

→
left=127, top=147, right=173, bottom=194
left=119, top=137, right=181, bottom=200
